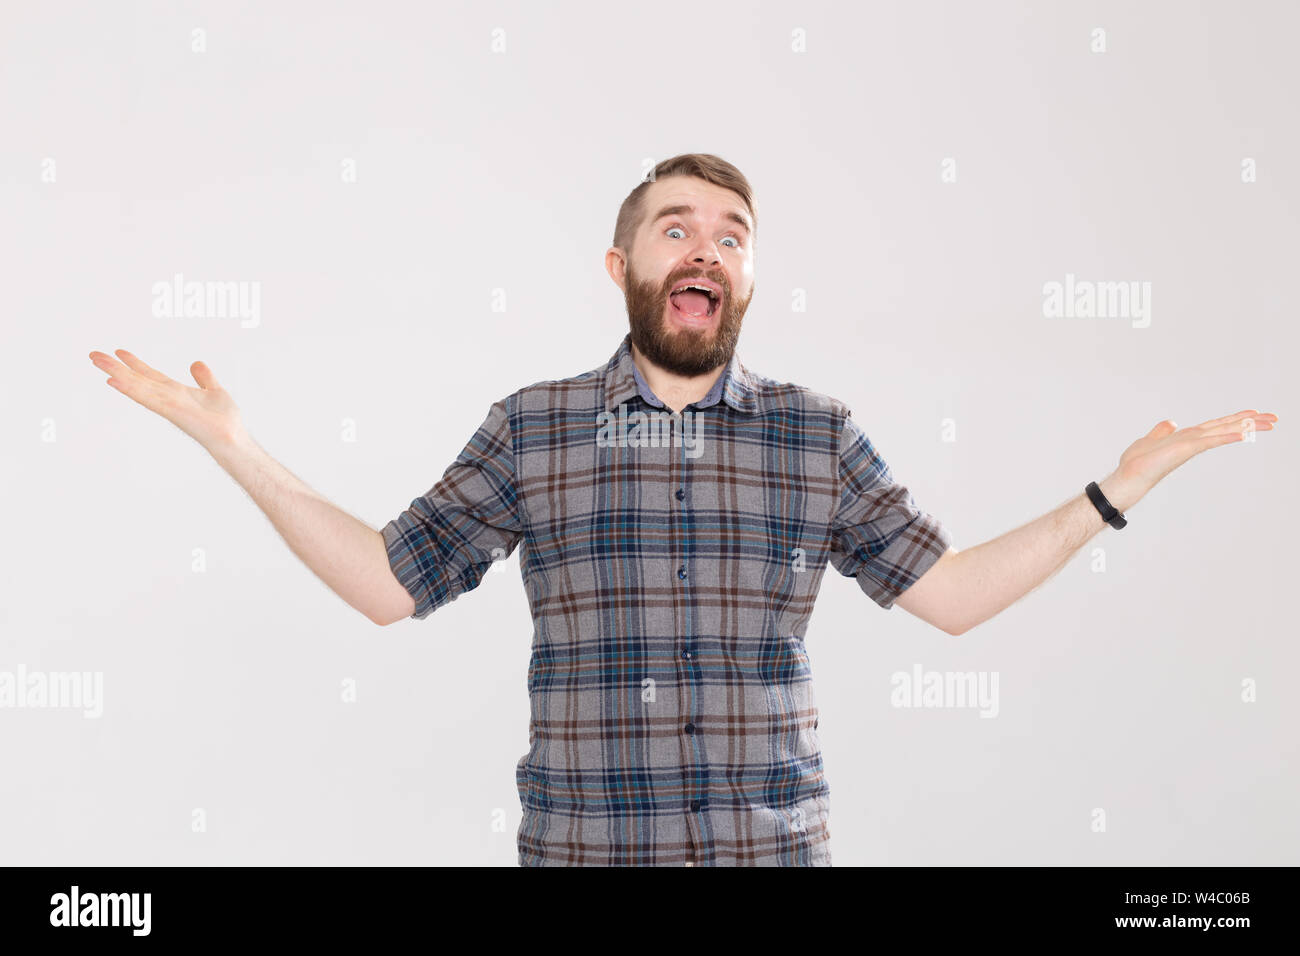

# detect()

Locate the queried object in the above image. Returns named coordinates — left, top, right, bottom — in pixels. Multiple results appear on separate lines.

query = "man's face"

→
left=611, top=176, right=755, bottom=377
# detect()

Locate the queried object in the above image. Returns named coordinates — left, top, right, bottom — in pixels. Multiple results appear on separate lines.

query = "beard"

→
left=623, top=258, right=752, bottom=377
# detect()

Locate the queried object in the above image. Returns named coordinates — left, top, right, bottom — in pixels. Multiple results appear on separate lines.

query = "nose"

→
left=687, top=237, right=722, bottom=267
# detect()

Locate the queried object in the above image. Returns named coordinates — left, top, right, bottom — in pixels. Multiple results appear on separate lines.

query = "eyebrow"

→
left=651, top=204, right=752, bottom=237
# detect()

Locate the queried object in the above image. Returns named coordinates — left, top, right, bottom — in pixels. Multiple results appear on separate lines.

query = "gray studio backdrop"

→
left=2, top=0, right=1295, bottom=865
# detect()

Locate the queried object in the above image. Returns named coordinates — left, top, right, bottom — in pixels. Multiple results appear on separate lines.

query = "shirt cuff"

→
left=852, top=512, right=953, bottom=610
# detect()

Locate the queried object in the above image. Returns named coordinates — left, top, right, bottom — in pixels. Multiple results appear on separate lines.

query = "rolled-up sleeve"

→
left=828, top=411, right=953, bottom=609
left=381, top=398, right=524, bottom=620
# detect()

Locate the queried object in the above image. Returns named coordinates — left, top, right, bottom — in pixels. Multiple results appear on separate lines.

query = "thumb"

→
left=190, top=361, right=221, bottom=390
left=1150, top=419, right=1177, bottom=437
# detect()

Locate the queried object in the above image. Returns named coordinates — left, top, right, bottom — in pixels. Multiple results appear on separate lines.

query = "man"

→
left=89, top=153, right=1277, bottom=866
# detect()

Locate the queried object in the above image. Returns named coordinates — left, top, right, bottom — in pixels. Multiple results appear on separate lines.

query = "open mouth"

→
left=668, top=283, right=721, bottom=321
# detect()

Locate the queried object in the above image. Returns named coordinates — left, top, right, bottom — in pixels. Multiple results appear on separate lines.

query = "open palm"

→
left=89, top=349, right=246, bottom=449
left=1113, top=409, right=1277, bottom=497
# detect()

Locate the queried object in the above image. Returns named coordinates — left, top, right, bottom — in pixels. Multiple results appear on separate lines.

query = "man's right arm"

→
left=89, top=348, right=415, bottom=626
left=208, top=433, right=416, bottom=626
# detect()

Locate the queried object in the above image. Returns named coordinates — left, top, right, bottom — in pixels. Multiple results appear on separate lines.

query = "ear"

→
left=604, top=246, right=628, bottom=291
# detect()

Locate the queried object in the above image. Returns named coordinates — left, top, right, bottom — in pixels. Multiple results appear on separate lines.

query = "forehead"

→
left=640, top=176, right=749, bottom=226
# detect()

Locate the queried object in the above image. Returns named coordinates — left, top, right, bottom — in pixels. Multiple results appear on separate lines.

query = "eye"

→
left=665, top=224, right=743, bottom=248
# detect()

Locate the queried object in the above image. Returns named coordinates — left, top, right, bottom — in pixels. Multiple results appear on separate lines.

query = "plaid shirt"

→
left=381, top=333, right=953, bottom=866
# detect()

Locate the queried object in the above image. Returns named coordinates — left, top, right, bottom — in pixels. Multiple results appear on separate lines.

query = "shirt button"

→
left=677, top=565, right=687, bottom=579
left=675, top=488, right=685, bottom=501
left=681, top=649, right=692, bottom=660
left=684, top=722, right=695, bottom=734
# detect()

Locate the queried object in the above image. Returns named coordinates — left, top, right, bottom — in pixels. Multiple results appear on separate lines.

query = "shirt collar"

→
left=602, top=332, right=759, bottom=415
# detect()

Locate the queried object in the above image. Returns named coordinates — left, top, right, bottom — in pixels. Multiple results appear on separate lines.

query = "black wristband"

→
left=1085, top=481, right=1127, bottom=529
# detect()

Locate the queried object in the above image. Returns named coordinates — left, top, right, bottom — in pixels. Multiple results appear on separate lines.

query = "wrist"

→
left=207, top=425, right=256, bottom=468
left=1096, top=471, right=1143, bottom=515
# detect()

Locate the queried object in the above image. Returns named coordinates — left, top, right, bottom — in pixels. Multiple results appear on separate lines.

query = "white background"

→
left=1, top=0, right=1295, bottom=865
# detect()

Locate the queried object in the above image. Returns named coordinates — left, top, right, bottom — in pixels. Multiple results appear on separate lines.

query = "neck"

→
left=630, top=342, right=725, bottom=415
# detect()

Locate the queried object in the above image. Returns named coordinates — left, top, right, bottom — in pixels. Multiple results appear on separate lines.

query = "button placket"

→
left=674, top=408, right=710, bottom=849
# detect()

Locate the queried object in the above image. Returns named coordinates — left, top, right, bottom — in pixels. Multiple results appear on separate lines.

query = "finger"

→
left=114, top=349, right=177, bottom=385
left=89, top=350, right=145, bottom=381
left=1195, top=409, right=1274, bottom=429
left=1198, top=431, right=1249, bottom=451
left=103, top=369, right=169, bottom=414
left=1200, top=409, right=1255, bottom=427
left=1199, top=418, right=1275, bottom=438
left=91, top=351, right=168, bottom=405
left=190, top=360, right=220, bottom=390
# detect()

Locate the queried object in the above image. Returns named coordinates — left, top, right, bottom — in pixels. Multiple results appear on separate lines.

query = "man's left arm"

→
left=895, top=410, right=1277, bottom=636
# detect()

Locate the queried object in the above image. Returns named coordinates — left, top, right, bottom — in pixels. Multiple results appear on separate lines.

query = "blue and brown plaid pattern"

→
left=381, top=332, right=953, bottom=865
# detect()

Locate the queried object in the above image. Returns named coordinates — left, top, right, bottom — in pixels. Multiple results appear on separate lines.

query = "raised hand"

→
left=1101, top=410, right=1279, bottom=512
left=88, top=349, right=247, bottom=450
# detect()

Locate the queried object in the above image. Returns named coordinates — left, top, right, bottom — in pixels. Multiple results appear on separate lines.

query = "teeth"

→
left=674, top=284, right=718, bottom=299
